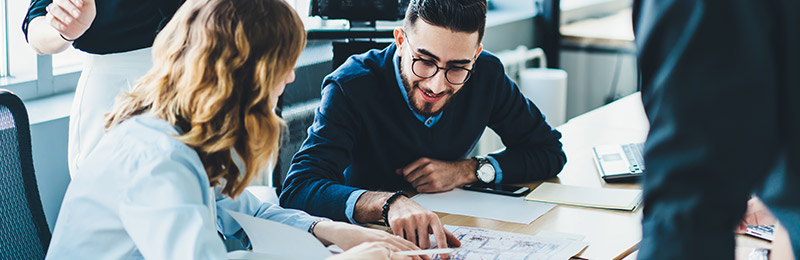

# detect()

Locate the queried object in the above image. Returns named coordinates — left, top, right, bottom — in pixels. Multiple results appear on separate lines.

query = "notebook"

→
left=592, top=142, right=645, bottom=183
left=524, top=182, right=643, bottom=211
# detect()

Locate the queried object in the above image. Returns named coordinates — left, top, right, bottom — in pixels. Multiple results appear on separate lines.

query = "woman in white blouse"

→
left=45, top=0, right=424, bottom=259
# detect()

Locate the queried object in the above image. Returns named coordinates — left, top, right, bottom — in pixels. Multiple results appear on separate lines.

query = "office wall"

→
left=561, top=49, right=638, bottom=119
left=482, top=18, right=536, bottom=53
left=30, top=117, right=70, bottom=232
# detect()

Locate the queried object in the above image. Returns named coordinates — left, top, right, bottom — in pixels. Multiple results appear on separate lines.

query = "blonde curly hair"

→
left=105, top=0, right=306, bottom=198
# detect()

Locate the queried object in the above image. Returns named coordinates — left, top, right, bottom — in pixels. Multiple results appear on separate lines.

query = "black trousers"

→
left=634, top=0, right=800, bottom=258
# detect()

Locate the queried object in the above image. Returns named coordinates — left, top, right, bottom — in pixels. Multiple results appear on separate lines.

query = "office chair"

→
left=0, top=90, right=50, bottom=259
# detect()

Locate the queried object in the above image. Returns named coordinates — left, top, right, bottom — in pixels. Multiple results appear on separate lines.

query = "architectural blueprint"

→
left=432, top=225, right=588, bottom=260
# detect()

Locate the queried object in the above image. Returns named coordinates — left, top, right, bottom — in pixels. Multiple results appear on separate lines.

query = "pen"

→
left=395, top=248, right=456, bottom=256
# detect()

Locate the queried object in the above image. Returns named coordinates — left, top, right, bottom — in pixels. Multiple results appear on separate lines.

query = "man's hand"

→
left=352, top=191, right=461, bottom=258
left=396, top=158, right=478, bottom=193
left=736, top=196, right=776, bottom=233
left=45, top=0, right=96, bottom=40
left=387, top=196, right=461, bottom=252
left=313, top=221, right=428, bottom=260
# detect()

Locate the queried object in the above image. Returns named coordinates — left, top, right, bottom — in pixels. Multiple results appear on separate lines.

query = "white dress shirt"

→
left=46, top=114, right=321, bottom=259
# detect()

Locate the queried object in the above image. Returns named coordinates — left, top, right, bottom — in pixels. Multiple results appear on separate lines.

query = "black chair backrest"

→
left=0, top=90, right=50, bottom=259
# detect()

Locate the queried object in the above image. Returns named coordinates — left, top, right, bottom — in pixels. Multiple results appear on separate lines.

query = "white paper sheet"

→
left=524, top=183, right=642, bottom=211
left=411, top=188, right=555, bottom=224
left=227, top=250, right=290, bottom=260
left=432, top=225, right=588, bottom=260
left=244, top=186, right=279, bottom=205
left=226, top=210, right=331, bottom=260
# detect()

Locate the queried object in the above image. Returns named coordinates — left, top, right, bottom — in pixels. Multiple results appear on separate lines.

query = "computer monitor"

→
left=310, top=0, right=410, bottom=22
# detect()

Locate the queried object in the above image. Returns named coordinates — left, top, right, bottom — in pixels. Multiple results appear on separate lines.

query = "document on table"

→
left=227, top=250, right=290, bottom=260
left=226, top=210, right=332, bottom=260
left=412, top=188, right=555, bottom=224
left=524, top=182, right=642, bottom=211
left=431, top=225, right=588, bottom=260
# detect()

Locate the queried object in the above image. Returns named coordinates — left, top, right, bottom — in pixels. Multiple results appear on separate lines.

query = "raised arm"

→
left=24, top=0, right=95, bottom=54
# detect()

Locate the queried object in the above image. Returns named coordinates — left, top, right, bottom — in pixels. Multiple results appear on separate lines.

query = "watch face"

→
left=478, top=164, right=495, bottom=183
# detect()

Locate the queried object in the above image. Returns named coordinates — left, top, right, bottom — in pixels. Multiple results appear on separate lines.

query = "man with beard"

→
left=280, top=0, right=566, bottom=250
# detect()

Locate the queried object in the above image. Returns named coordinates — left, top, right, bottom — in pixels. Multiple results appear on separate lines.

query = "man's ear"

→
left=394, top=28, right=405, bottom=57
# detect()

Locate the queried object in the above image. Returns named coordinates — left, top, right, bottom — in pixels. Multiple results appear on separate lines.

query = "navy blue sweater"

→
left=280, top=44, right=566, bottom=221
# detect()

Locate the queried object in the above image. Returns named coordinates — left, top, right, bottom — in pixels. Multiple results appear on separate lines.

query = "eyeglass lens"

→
left=412, top=59, right=471, bottom=84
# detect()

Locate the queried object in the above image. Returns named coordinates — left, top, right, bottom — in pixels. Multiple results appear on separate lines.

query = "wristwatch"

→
left=474, top=156, right=496, bottom=184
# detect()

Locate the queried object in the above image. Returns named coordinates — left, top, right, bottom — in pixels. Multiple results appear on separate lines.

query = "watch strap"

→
left=381, top=190, right=409, bottom=227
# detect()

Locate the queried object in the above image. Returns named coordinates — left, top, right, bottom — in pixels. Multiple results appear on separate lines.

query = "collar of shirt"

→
left=393, top=49, right=442, bottom=128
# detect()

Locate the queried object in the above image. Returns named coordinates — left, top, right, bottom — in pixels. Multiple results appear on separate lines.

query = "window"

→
left=290, top=0, right=339, bottom=29
left=1, top=0, right=10, bottom=78
left=52, top=46, right=83, bottom=75
left=4, top=0, right=37, bottom=81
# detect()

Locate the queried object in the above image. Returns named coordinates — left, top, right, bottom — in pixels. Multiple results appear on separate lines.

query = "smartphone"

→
left=462, top=183, right=531, bottom=196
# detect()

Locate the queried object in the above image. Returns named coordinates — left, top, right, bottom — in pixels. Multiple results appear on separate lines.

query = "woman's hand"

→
left=45, top=0, right=96, bottom=40
left=313, top=221, right=430, bottom=260
left=735, top=196, right=776, bottom=233
left=326, top=242, right=411, bottom=260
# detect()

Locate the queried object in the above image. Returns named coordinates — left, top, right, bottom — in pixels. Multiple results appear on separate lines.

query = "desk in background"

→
left=560, top=8, right=635, bottom=54
left=558, top=8, right=639, bottom=121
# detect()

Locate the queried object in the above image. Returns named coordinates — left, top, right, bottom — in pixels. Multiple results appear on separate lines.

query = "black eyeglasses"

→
left=410, top=58, right=474, bottom=85
left=404, top=35, right=475, bottom=85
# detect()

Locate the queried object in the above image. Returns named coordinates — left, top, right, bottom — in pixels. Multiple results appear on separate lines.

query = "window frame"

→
left=1, top=55, right=81, bottom=101
left=1, top=0, right=10, bottom=78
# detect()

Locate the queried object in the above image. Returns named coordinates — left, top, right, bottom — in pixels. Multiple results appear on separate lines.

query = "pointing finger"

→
left=430, top=218, right=451, bottom=258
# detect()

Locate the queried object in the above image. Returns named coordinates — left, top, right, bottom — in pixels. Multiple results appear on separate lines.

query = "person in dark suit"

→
left=633, top=0, right=799, bottom=258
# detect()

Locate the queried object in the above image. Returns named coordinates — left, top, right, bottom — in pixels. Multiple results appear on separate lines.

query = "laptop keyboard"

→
left=621, top=143, right=645, bottom=173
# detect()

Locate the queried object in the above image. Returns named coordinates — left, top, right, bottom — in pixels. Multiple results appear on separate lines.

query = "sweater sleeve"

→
left=486, top=62, right=567, bottom=183
left=22, top=0, right=51, bottom=41
left=279, top=82, right=364, bottom=222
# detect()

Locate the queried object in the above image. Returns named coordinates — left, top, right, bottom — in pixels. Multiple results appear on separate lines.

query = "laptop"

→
left=592, top=142, right=645, bottom=183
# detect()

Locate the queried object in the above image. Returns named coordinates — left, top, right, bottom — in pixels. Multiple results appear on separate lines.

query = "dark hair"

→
left=404, top=0, right=487, bottom=43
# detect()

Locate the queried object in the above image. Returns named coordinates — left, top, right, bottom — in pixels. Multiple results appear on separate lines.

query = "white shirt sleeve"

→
left=118, top=154, right=228, bottom=260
